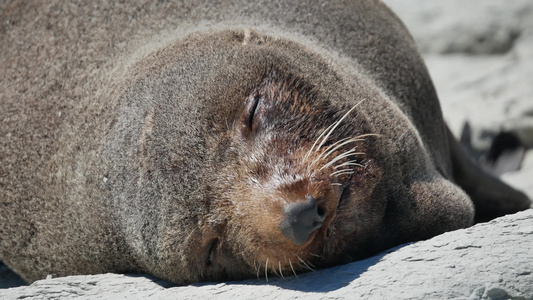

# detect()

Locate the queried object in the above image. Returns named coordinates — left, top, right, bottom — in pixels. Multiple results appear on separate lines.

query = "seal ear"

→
left=447, top=126, right=531, bottom=222
left=242, top=28, right=266, bottom=46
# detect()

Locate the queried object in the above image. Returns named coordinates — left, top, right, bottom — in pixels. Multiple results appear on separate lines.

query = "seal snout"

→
left=280, top=195, right=326, bottom=245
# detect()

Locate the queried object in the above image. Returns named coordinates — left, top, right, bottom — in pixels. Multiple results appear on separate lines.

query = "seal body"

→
left=0, top=0, right=529, bottom=284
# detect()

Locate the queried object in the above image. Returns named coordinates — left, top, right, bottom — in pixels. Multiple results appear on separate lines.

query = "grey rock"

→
left=503, top=150, right=533, bottom=201
left=1, top=209, right=532, bottom=299
left=384, top=0, right=533, bottom=55
left=384, top=0, right=533, bottom=189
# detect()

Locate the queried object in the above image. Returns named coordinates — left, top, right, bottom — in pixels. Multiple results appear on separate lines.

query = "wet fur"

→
left=0, top=0, right=530, bottom=285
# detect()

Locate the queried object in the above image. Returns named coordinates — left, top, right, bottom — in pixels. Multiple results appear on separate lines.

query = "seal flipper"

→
left=447, top=126, right=531, bottom=222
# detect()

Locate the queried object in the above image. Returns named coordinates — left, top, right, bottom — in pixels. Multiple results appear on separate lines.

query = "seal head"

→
left=102, top=28, right=477, bottom=283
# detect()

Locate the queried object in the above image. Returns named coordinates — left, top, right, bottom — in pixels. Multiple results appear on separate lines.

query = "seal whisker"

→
left=304, top=124, right=335, bottom=161
left=314, top=133, right=377, bottom=165
left=326, top=148, right=364, bottom=168
left=331, top=172, right=355, bottom=178
left=278, top=262, right=285, bottom=279
left=313, top=136, right=355, bottom=162
left=331, top=183, right=343, bottom=186
left=306, top=260, right=316, bottom=268
left=321, top=149, right=364, bottom=170
left=326, top=133, right=378, bottom=152
left=271, top=264, right=280, bottom=278
left=297, top=255, right=315, bottom=272
left=311, top=137, right=364, bottom=167
left=322, top=136, right=355, bottom=153
left=256, top=261, right=261, bottom=280
left=315, top=100, right=365, bottom=152
left=334, top=161, right=363, bottom=169
left=289, top=260, right=298, bottom=278
left=315, top=133, right=377, bottom=166
left=330, top=169, right=354, bottom=176
left=321, top=137, right=364, bottom=158
left=330, top=169, right=355, bottom=177
left=349, top=133, right=380, bottom=140
left=298, top=263, right=314, bottom=272
left=331, top=167, right=353, bottom=174
left=306, top=100, right=367, bottom=164
left=265, top=258, right=269, bottom=282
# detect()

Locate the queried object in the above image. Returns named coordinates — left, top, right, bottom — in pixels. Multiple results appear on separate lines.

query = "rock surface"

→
left=386, top=0, right=533, bottom=201
left=1, top=209, right=532, bottom=299
left=2, top=0, right=533, bottom=298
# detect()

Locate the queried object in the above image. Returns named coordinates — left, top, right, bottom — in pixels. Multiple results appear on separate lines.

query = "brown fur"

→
left=0, top=0, right=530, bottom=285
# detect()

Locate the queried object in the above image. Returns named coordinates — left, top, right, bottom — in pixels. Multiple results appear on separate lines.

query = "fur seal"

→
left=0, top=0, right=530, bottom=285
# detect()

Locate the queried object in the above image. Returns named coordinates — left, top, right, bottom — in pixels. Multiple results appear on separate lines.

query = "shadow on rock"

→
left=190, top=245, right=405, bottom=293
left=0, top=262, right=27, bottom=289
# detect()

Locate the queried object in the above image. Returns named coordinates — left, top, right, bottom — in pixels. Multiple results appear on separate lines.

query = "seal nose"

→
left=280, top=196, right=326, bottom=245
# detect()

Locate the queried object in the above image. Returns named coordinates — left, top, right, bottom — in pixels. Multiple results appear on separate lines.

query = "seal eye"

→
left=205, top=238, right=219, bottom=267
left=241, top=94, right=262, bottom=134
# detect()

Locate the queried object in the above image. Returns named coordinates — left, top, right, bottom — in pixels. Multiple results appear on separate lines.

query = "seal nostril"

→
left=311, top=220, right=323, bottom=228
left=317, top=206, right=326, bottom=219
left=280, top=196, right=327, bottom=245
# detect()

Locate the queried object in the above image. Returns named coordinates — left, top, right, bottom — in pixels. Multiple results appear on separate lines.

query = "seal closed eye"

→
left=0, top=0, right=530, bottom=286
left=241, top=94, right=263, bottom=135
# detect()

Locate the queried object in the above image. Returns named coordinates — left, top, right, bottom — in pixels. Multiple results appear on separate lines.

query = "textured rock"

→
left=1, top=209, right=532, bottom=299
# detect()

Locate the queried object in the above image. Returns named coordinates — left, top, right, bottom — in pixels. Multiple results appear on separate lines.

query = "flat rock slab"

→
left=2, top=209, right=532, bottom=300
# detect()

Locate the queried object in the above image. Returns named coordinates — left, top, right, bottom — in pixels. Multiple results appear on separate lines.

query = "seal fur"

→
left=0, top=0, right=530, bottom=284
